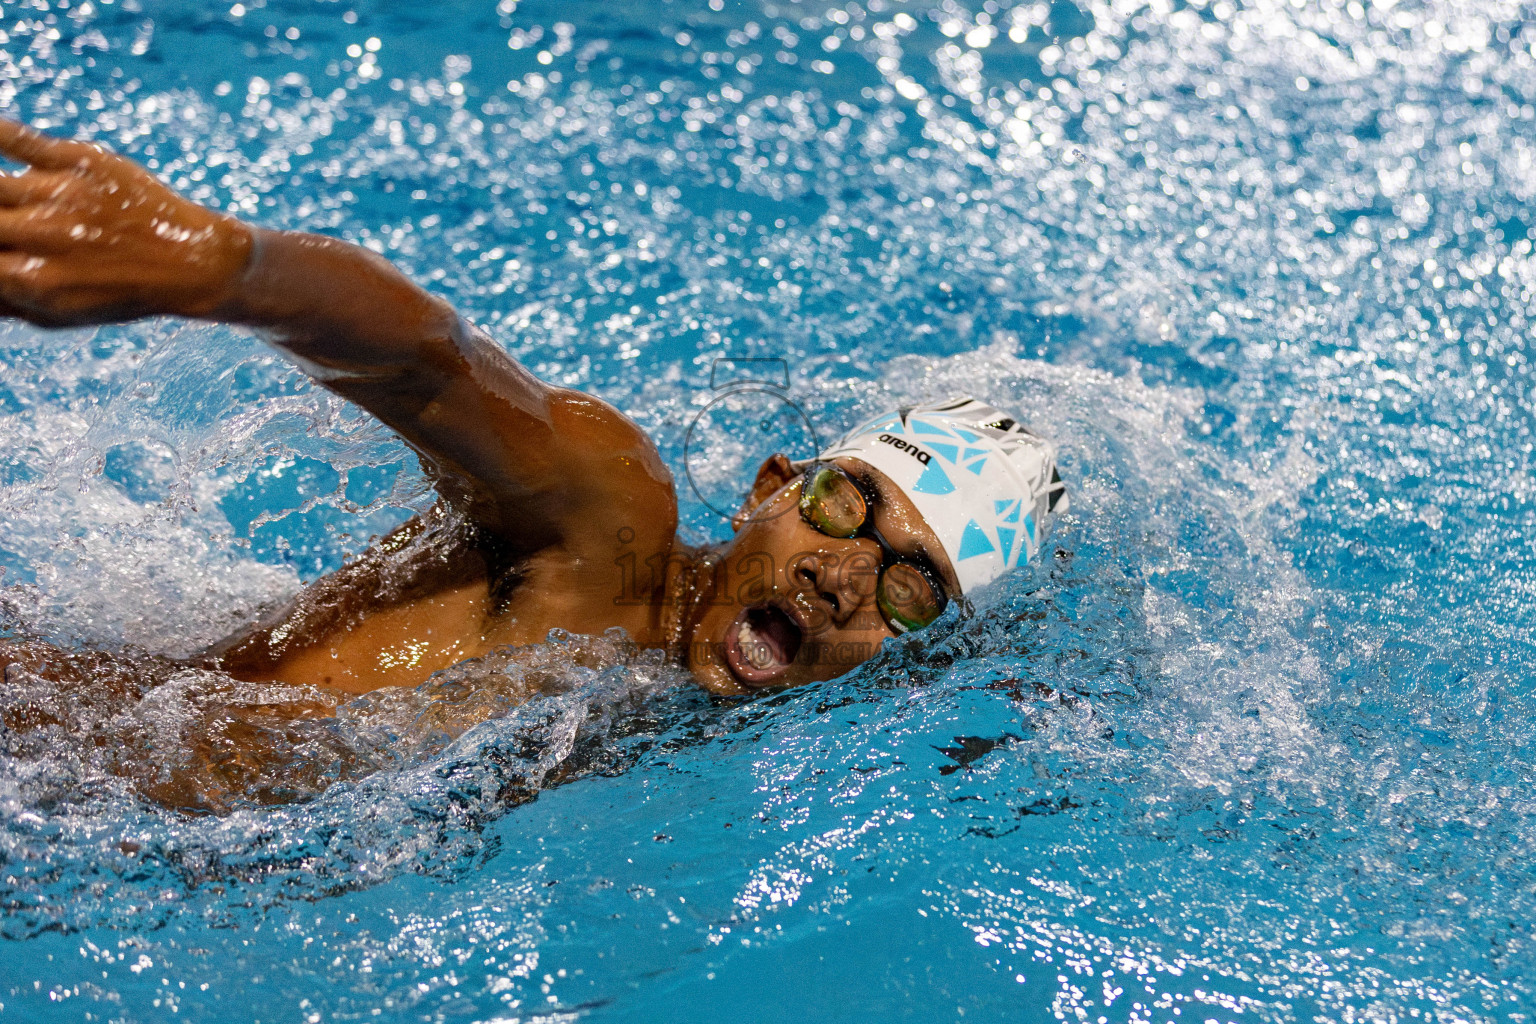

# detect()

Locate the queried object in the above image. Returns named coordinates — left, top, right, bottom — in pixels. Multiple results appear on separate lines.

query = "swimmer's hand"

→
left=0, top=118, right=252, bottom=327
left=0, top=120, right=675, bottom=566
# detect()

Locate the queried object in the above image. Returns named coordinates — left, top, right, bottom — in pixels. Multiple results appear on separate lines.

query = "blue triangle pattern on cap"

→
left=911, top=460, right=954, bottom=495
left=997, top=527, right=1016, bottom=563
left=1024, top=513, right=1036, bottom=550
left=962, top=447, right=988, bottom=461
left=912, top=420, right=951, bottom=437
left=954, top=427, right=980, bottom=442
left=965, top=459, right=987, bottom=475
left=994, top=498, right=1014, bottom=514
left=927, top=442, right=959, bottom=463
left=1005, top=503, right=1020, bottom=524
left=957, top=519, right=995, bottom=560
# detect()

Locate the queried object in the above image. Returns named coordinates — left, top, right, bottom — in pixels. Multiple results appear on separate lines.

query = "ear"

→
left=732, top=453, right=800, bottom=532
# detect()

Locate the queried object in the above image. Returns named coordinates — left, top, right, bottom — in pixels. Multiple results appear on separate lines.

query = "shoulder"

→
left=543, top=388, right=678, bottom=560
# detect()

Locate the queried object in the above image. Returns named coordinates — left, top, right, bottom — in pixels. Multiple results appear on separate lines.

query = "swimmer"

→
left=0, top=119, right=1066, bottom=704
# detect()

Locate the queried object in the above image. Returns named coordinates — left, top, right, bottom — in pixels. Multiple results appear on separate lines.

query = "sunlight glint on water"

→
left=1, top=0, right=1534, bottom=1020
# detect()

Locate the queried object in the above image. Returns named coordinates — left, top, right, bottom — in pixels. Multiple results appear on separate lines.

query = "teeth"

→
left=737, top=620, right=773, bottom=669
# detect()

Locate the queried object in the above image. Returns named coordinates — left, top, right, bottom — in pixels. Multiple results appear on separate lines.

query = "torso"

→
left=210, top=505, right=669, bottom=695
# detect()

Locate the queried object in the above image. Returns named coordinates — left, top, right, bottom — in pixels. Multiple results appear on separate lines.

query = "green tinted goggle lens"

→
left=877, top=561, right=944, bottom=633
left=799, top=466, right=866, bottom=538
left=799, top=466, right=946, bottom=634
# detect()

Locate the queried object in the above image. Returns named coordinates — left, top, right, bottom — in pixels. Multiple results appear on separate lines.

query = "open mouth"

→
left=724, top=603, right=805, bottom=687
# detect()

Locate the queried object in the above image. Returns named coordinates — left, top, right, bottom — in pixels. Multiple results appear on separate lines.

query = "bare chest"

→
left=217, top=534, right=662, bottom=695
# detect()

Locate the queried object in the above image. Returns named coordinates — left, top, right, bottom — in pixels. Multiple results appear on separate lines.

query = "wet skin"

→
left=684, top=453, right=960, bottom=692
left=0, top=120, right=957, bottom=699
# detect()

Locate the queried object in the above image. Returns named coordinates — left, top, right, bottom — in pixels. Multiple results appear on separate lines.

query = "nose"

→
left=790, top=539, right=882, bottom=629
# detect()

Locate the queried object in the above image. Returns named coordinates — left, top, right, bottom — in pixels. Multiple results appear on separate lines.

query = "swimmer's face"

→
left=685, top=454, right=961, bottom=695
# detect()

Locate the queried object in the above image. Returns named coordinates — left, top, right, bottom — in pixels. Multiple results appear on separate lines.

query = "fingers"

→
left=0, top=169, right=57, bottom=207
left=0, top=294, right=31, bottom=321
left=0, top=119, right=98, bottom=171
left=0, top=250, right=63, bottom=325
left=0, top=172, right=28, bottom=205
left=0, top=206, right=72, bottom=250
left=0, top=250, right=51, bottom=287
left=0, top=251, right=101, bottom=329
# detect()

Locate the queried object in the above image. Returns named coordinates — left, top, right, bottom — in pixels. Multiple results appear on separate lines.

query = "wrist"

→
left=174, top=215, right=260, bottom=320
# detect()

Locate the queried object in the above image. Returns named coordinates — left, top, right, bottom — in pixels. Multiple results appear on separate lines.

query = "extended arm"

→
left=0, top=120, right=674, bottom=556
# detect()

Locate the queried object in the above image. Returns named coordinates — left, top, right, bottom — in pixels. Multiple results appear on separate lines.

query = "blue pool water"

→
left=2, top=0, right=1535, bottom=1019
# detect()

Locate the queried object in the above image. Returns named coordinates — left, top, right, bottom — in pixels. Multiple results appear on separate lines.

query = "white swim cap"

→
left=817, top=396, right=1068, bottom=594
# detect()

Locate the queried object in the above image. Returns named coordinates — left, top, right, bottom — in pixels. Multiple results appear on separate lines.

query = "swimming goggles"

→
left=797, top=464, right=949, bottom=634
